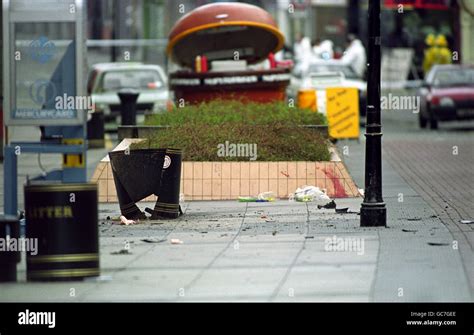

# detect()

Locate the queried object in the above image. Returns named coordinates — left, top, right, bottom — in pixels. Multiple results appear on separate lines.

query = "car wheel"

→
left=429, top=116, right=438, bottom=130
left=419, top=112, right=427, bottom=128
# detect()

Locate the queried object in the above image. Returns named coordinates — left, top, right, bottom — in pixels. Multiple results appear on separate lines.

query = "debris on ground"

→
left=238, top=196, right=258, bottom=202
left=402, top=229, right=418, bottom=233
left=460, top=220, right=474, bottom=224
left=407, top=218, right=422, bottom=221
left=238, top=192, right=276, bottom=202
left=120, top=215, right=137, bottom=226
left=335, top=207, right=349, bottom=214
left=358, top=189, right=365, bottom=197
left=140, top=238, right=167, bottom=243
left=84, top=275, right=113, bottom=282
left=272, top=231, right=277, bottom=236
left=111, top=249, right=132, bottom=255
left=260, top=215, right=268, bottom=219
left=171, top=238, right=184, bottom=245
left=427, top=242, right=450, bottom=246
left=258, top=191, right=276, bottom=202
left=293, top=186, right=333, bottom=206
left=318, top=200, right=337, bottom=209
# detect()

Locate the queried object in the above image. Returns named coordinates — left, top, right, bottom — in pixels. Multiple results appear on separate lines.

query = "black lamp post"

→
left=360, top=0, right=386, bottom=227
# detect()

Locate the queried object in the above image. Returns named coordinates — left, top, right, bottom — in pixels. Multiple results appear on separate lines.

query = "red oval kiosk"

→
left=167, top=2, right=291, bottom=104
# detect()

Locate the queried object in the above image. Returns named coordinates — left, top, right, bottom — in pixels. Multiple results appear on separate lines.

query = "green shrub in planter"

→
left=135, top=100, right=330, bottom=162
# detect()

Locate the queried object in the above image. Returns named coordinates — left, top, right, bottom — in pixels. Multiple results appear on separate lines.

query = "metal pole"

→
left=360, top=0, right=386, bottom=227
left=347, top=0, right=360, bottom=35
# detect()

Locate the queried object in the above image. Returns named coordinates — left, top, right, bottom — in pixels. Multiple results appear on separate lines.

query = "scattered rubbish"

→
left=460, top=220, right=474, bottom=224
left=106, top=216, right=111, bottom=220
left=293, top=186, right=332, bottom=205
left=84, top=275, right=113, bottom=282
left=272, top=231, right=277, bottom=236
left=427, top=242, right=450, bottom=246
left=111, top=249, right=131, bottom=255
left=260, top=215, right=268, bottom=219
left=201, top=231, right=208, bottom=234
left=406, top=218, right=422, bottom=221
left=258, top=191, right=276, bottom=202
left=238, top=193, right=275, bottom=202
left=358, top=189, right=365, bottom=197
left=209, top=219, right=219, bottom=222
left=141, top=238, right=166, bottom=244
left=171, top=239, right=184, bottom=245
left=402, top=229, right=418, bottom=233
left=318, top=200, right=337, bottom=209
left=335, top=207, right=349, bottom=214
left=120, top=215, right=137, bottom=226
left=305, top=236, right=314, bottom=239
left=238, top=196, right=258, bottom=202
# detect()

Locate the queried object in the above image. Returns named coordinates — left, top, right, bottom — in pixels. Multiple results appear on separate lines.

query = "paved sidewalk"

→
left=0, top=125, right=472, bottom=302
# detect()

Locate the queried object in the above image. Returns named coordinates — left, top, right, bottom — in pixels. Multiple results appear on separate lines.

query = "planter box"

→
left=118, top=124, right=328, bottom=142
left=91, top=139, right=360, bottom=203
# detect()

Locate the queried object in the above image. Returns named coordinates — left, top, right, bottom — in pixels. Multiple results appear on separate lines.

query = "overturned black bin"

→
left=0, top=215, right=21, bottom=282
left=109, top=148, right=183, bottom=220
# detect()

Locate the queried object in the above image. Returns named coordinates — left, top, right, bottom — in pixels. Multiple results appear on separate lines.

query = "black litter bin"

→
left=0, top=215, right=21, bottom=282
left=109, top=148, right=183, bottom=220
left=25, top=183, right=100, bottom=281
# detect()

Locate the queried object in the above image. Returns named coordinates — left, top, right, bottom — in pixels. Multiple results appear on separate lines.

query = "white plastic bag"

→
left=294, top=186, right=331, bottom=205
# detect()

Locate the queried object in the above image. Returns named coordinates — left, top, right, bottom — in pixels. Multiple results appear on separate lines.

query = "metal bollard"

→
left=117, top=89, right=139, bottom=126
left=87, top=110, right=105, bottom=148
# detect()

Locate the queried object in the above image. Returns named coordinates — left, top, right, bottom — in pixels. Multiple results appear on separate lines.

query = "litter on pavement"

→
left=293, top=186, right=333, bottom=206
left=460, top=220, right=474, bottom=224
left=238, top=191, right=276, bottom=202
left=120, top=215, right=137, bottom=226
left=141, top=238, right=167, bottom=243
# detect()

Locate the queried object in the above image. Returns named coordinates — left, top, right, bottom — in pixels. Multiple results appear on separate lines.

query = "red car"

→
left=418, top=64, right=474, bottom=129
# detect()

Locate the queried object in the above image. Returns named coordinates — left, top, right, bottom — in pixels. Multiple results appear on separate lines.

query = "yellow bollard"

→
left=297, top=89, right=317, bottom=112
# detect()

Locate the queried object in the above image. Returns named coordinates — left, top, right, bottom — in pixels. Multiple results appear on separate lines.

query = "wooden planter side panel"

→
left=92, top=161, right=360, bottom=203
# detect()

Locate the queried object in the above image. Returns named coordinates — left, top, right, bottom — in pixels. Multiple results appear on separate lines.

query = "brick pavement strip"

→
left=383, top=139, right=474, bottom=298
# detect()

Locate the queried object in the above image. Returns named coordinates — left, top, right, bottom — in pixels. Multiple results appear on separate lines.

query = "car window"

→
left=308, top=65, right=360, bottom=80
left=432, top=68, right=474, bottom=87
left=96, top=69, right=164, bottom=93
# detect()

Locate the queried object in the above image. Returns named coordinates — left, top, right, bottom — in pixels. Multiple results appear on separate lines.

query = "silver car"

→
left=87, top=62, right=170, bottom=118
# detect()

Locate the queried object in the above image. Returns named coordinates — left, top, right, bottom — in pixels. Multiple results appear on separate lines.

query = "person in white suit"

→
left=340, top=34, right=367, bottom=79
